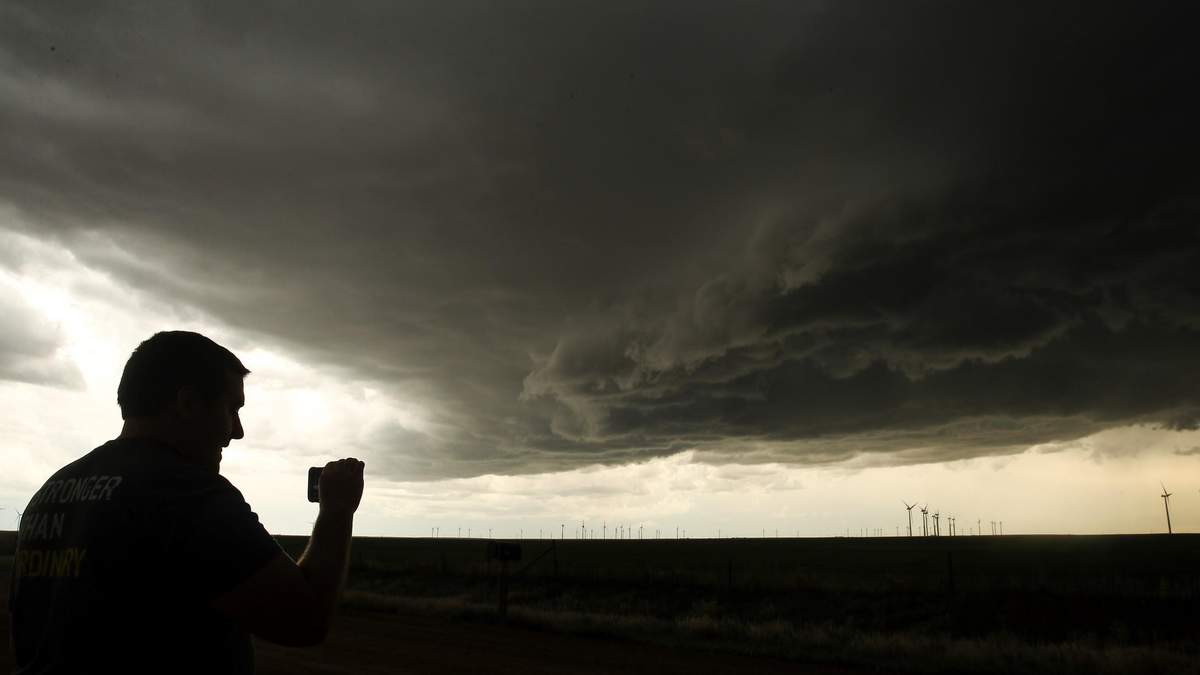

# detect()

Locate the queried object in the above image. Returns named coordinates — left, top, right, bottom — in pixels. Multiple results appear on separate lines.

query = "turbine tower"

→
left=920, top=505, right=928, bottom=536
left=903, top=501, right=917, bottom=537
left=1161, top=483, right=1173, bottom=534
left=932, top=510, right=940, bottom=537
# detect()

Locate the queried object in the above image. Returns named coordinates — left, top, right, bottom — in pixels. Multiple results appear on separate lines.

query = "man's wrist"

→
left=317, top=505, right=356, bottom=520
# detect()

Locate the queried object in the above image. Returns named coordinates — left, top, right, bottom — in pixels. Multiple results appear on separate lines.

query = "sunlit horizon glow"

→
left=2, top=226, right=1196, bottom=539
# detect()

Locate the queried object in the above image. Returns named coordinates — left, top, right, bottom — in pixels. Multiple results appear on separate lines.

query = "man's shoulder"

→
left=32, top=438, right=237, bottom=508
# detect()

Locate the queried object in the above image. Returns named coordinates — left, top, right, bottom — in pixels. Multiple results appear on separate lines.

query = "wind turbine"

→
left=1160, top=483, right=1173, bottom=534
left=932, top=510, right=940, bottom=536
left=902, top=501, right=917, bottom=537
left=920, top=505, right=929, bottom=536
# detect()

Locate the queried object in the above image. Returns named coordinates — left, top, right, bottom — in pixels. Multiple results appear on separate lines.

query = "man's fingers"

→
left=322, top=458, right=365, bottom=475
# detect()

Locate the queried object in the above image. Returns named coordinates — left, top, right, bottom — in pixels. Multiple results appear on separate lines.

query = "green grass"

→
left=339, top=588, right=1200, bottom=675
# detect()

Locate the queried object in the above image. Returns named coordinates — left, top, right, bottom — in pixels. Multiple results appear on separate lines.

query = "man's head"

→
left=117, top=331, right=250, bottom=473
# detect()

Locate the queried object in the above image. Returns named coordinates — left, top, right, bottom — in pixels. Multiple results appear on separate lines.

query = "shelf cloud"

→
left=1, top=2, right=1196, bottom=479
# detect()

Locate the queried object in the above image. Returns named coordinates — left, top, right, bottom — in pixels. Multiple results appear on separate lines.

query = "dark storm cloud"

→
left=1, top=2, right=1197, bottom=478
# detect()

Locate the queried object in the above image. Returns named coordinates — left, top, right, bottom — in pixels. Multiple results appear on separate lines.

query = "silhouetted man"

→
left=9, top=331, right=365, bottom=673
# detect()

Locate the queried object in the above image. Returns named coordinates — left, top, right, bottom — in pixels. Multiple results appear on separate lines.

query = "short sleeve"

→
left=168, top=477, right=284, bottom=599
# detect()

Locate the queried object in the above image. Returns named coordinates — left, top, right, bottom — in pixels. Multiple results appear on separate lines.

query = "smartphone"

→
left=307, top=467, right=322, bottom=503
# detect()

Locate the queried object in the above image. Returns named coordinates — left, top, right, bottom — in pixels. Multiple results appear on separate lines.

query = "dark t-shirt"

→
left=8, top=437, right=283, bottom=674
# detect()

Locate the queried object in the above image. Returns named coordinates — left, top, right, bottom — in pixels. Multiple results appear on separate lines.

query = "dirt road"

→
left=253, top=605, right=884, bottom=675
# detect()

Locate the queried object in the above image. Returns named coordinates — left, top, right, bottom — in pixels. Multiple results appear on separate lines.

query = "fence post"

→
left=946, top=551, right=956, bottom=596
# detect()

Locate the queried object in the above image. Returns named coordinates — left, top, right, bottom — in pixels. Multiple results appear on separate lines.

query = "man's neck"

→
left=118, top=420, right=176, bottom=447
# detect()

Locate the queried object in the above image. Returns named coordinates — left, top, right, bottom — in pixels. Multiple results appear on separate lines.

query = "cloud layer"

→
left=1, top=2, right=1197, bottom=478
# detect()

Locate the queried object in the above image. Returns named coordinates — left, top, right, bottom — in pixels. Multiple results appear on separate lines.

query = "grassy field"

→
left=274, top=533, right=1200, bottom=674
left=5, top=531, right=1199, bottom=673
left=275, top=532, right=1200, bottom=597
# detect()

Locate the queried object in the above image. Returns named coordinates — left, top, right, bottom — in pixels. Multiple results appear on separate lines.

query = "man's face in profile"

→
left=175, top=371, right=245, bottom=474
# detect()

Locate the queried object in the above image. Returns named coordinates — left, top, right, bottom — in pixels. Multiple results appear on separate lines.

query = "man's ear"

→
left=174, top=385, right=206, bottom=419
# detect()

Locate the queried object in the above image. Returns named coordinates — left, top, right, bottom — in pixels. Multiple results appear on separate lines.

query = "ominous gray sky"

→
left=2, top=1, right=1197, bottom=481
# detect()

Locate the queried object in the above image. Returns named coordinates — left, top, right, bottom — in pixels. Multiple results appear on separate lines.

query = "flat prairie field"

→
left=3, top=532, right=1199, bottom=673
left=274, top=533, right=1200, bottom=674
left=275, top=532, right=1200, bottom=596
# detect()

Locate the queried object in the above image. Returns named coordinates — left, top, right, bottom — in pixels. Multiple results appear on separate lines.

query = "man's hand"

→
left=318, top=458, right=364, bottom=514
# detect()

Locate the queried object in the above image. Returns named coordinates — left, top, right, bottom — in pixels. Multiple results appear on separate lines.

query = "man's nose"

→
left=232, top=417, right=244, bottom=440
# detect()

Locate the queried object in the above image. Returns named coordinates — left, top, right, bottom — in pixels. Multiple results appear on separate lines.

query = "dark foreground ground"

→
left=0, top=574, right=883, bottom=674
left=4, top=532, right=1199, bottom=673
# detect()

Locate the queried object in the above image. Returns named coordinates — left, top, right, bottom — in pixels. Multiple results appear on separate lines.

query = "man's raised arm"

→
left=296, top=459, right=364, bottom=631
left=212, top=458, right=365, bottom=647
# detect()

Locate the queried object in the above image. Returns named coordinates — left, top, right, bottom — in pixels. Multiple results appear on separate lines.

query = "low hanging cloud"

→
left=0, top=2, right=1197, bottom=479
left=0, top=230, right=86, bottom=390
left=0, top=289, right=83, bottom=390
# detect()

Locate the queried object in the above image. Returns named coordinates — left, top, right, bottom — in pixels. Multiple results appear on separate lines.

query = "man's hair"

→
left=117, top=331, right=251, bottom=420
